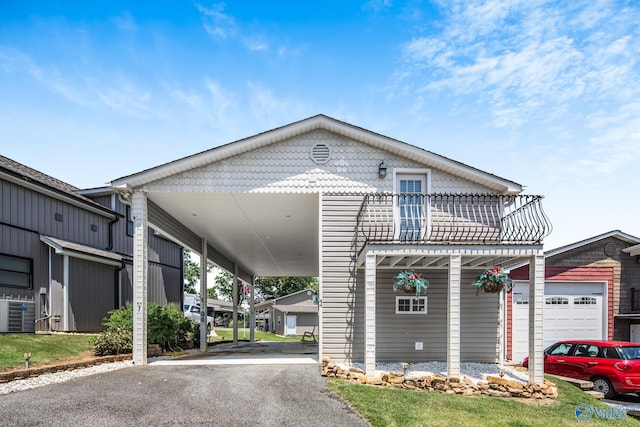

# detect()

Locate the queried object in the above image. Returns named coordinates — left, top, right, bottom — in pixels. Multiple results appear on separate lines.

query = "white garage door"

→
left=511, top=282, right=605, bottom=363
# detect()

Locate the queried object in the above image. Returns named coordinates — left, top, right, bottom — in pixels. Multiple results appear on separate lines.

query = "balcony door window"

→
left=396, top=174, right=426, bottom=241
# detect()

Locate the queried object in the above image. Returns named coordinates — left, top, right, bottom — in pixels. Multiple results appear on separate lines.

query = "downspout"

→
left=114, top=262, right=126, bottom=310
left=107, top=216, right=120, bottom=251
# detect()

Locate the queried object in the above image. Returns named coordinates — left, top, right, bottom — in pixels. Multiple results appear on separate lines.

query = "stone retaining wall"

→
left=320, top=357, right=558, bottom=399
left=0, top=354, right=132, bottom=384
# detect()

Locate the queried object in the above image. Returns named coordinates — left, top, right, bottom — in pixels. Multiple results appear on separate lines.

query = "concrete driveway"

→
left=0, top=342, right=368, bottom=427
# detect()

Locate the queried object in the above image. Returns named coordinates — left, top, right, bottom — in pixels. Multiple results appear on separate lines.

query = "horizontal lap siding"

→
left=376, top=270, right=448, bottom=362
left=376, top=270, right=499, bottom=363
left=321, top=194, right=364, bottom=363
left=460, top=271, right=500, bottom=362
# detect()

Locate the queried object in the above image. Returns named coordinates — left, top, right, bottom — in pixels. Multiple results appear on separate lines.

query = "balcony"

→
left=357, top=193, right=551, bottom=246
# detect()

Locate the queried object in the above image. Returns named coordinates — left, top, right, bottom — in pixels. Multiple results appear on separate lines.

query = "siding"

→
left=321, top=193, right=365, bottom=363
left=375, top=269, right=500, bottom=363
left=68, top=258, right=117, bottom=331
left=146, top=129, right=493, bottom=194
left=1, top=179, right=111, bottom=249
left=148, top=261, right=182, bottom=307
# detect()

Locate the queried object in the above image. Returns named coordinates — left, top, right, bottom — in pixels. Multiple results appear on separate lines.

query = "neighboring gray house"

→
left=0, top=155, right=183, bottom=332
left=110, top=114, right=550, bottom=384
left=256, top=289, right=318, bottom=336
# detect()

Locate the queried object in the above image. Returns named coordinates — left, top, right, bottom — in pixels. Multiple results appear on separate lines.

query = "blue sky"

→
left=1, top=1, right=639, bottom=250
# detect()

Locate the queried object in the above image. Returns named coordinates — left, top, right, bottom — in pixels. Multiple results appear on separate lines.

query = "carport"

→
left=111, top=144, right=321, bottom=366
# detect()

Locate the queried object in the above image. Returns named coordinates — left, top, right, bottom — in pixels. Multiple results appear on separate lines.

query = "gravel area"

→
left=0, top=360, right=133, bottom=395
left=344, top=361, right=530, bottom=383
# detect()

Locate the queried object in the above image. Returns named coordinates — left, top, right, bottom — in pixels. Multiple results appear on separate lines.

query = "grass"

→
left=328, top=376, right=640, bottom=426
left=0, top=333, right=96, bottom=371
left=210, top=328, right=305, bottom=343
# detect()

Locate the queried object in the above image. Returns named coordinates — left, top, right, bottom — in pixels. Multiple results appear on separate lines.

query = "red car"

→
left=522, top=340, right=640, bottom=398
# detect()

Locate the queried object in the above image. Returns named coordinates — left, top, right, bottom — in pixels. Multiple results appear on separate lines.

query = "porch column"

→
left=131, top=190, right=148, bottom=366
left=232, top=264, right=238, bottom=344
left=528, top=254, right=545, bottom=384
left=250, top=277, right=255, bottom=343
left=200, top=238, right=208, bottom=351
left=447, top=254, right=461, bottom=378
left=63, top=255, right=69, bottom=331
left=364, top=250, right=376, bottom=375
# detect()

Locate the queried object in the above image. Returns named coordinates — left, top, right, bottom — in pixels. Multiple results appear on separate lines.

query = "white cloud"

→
left=111, top=11, right=138, bottom=31
left=395, top=0, right=640, bottom=175
left=196, top=3, right=237, bottom=40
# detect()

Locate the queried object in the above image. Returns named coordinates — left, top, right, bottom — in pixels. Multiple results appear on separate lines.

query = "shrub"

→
left=93, top=329, right=133, bottom=356
left=92, top=303, right=195, bottom=356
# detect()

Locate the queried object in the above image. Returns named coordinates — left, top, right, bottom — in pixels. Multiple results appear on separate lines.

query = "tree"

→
left=183, top=249, right=215, bottom=295
left=211, top=271, right=318, bottom=303
left=254, top=277, right=318, bottom=300
left=183, top=249, right=199, bottom=294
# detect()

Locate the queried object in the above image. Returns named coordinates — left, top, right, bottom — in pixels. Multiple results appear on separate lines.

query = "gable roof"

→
left=0, top=155, right=117, bottom=218
left=507, top=230, right=640, bottom=271
left=544, top=230, right=640, bottom=258
left=110, top=114, right=524, bottom=194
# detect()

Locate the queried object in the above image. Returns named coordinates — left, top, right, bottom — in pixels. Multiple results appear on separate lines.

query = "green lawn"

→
left=328, top=376, right=640, bottom=426
left=211, top=328, right=304, bottom=342
left=0, top=333, right=96, bottom=371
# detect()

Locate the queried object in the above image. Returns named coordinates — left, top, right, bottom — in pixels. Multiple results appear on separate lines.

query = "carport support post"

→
left=528, top=254, right=545, bottom=385
left=250, top=277, right=255, bottom=343
left=233, top=264, right=238, bottom=344
left=447, top=254, right=461, bottom=378
left=364, top=251, right=376, bottom=375
left=131, top=190, right=148, bottom=366
left=200, top=238, right=208, bottom=352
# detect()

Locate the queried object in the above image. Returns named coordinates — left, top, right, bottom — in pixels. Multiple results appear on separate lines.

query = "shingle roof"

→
left=0, top=154, right=116, bottom=216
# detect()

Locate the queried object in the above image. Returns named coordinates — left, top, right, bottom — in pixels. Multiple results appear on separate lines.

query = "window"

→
left=574, top=344, right=600, bottom=358
left=126, top=205, right=134, bottom=237
left=548, top=342, right=573, bottom=356
left=0, top=254, right=32, bottom=289
left=545, top=296, right=568, bottom=305
left=574, top=297, right=597, bottom=305
left=397, top=177, right=425, bottom=241
left=396, top=296, right=427, bottom=314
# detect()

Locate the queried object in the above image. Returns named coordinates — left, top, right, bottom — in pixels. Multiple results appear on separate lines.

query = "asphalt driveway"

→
left=0, top=363, right=368, bottom=426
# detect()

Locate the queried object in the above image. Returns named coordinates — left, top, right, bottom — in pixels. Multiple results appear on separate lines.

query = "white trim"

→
left=528, top=254, right=545, bottom=385
left=395, top=296, right=427, bottom=314
left=364, top=251, right=376, bottom=375
left=317, top=192, right=323, bottom=360
left=447, top=254, right=461, bottom=377
left=63, top=255, right=69, bottom=332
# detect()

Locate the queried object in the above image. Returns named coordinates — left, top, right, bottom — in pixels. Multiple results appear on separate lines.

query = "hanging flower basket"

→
left=472, top=267, right=513, bottom=295
left=393, top=271, right=430, bottom=298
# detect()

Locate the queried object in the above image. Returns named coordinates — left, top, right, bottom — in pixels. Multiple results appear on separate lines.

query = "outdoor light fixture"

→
left=378, top=161, right=387, bottom=179
left=402, top=362, right=409, bottom=376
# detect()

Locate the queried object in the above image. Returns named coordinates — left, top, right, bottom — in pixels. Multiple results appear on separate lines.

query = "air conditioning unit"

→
left=0, top=300, right=36, bottom=333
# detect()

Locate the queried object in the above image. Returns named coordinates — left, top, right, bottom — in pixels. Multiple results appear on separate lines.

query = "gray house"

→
left=110, top=114, right=550, bottom=384
left=0, top=155, right=183, bottom=332
left=256, top=289, right=318, bottom=336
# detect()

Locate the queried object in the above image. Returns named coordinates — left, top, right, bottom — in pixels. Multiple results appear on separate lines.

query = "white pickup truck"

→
left=183, top=303, right=214, bottom=333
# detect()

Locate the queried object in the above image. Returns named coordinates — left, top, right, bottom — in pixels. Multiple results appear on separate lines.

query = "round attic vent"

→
left=310, top=143, right=331, bottom=165
left=604, top=242, right=617, bottom=257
